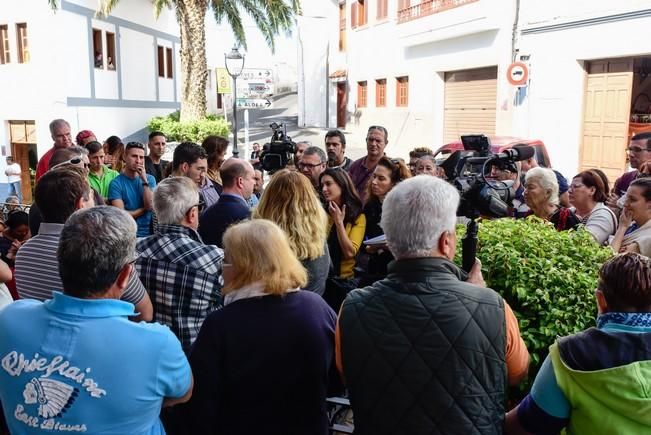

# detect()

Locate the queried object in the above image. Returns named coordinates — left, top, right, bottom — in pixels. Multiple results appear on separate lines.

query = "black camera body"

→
left=440, top=135, right=525, bottom=219
left=260, top=122, right=296, bottom=173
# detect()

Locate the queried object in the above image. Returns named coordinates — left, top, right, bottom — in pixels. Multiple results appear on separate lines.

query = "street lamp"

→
left=225, top=46, right=245, bottom=157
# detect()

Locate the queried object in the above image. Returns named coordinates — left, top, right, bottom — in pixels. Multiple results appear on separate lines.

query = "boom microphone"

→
left=491, top=145, right=535, bottom=163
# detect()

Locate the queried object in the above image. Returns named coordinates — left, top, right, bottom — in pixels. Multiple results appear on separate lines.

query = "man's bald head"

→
left=220, top=158, right=256, bottom=199
left=220, top=158, right=253, bottom=187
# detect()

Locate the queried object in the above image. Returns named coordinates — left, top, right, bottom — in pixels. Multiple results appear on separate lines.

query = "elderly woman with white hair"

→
left=524, top=167, right=580, bottom=231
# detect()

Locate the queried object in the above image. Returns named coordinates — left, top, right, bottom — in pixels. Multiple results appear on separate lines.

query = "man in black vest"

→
left=336, top=175, right=529, bottom=435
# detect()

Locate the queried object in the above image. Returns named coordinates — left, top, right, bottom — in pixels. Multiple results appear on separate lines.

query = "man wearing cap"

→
left=108, top=142, right=157, bottom=237
left=35, top=119, right=73, bottom=181
left=76, top=129, right=97, bottom=147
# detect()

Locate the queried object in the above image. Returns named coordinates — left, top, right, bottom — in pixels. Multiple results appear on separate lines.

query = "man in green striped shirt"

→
left=86, top=140, right=119, bottom=199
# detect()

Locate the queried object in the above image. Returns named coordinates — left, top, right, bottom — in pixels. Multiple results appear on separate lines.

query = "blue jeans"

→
left=8, top=181, right=21, bottom=203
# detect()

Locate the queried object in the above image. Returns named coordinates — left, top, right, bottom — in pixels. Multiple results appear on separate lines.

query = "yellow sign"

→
left=216, top=68, right=231, bottom=94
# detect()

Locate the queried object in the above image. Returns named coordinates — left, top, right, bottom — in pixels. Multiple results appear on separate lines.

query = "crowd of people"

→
left=0, top=117, right=650, bottom=434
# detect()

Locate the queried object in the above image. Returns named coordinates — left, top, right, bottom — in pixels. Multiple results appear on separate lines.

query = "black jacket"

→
left=198, top=194, right=250, bottom=247
left=339, top=257, right=507, bottom=435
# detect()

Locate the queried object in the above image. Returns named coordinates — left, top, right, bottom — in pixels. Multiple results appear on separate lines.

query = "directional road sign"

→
left=236, top=98, right=272, bottom=109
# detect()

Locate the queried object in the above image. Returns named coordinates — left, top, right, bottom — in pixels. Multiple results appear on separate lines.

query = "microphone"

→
left=492, top=145, right=535, bottom=162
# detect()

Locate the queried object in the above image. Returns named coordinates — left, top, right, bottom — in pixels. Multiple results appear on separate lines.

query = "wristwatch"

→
left=142, top=182, right=149, bottom=187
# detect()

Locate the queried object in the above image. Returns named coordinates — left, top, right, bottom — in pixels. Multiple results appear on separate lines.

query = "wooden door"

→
left=443, top=66, right=497, bottom=143
left=580, top=58, right=633, bottom=184
left=8, top=120, right=36, bottom=204
left=10, top=143, right=32, bottom=204
left=337, top=82, right=347, bottom=128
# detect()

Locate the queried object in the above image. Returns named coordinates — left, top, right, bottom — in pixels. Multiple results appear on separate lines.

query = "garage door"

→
left=580, top=58, right=633, bottom=185
left=443, top=66, right=497, bottom=143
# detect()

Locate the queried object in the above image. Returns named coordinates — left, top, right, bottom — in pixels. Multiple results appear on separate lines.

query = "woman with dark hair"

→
left=319, top=168, right=366, bottom=280
left=610, top=178, right=651, bottom=257
left=201, top=135, right=229, bottom=186
left=506, top=253, right=651, bottom=434
left=103, top=135, right=124, bottom=172
left=569, top=169, right=617, bottom=244
left=358, top=157, right=411, bottom=286
left=0, top=210, right=29, bottom=268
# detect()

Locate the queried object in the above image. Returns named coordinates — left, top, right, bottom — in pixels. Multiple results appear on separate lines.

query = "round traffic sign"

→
left=507, top=62, right=529, bottom=86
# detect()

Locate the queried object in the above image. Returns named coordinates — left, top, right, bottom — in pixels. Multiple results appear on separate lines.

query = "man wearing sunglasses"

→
left=108, top=142, right=157, bottom=237
left=606, top=132, right=651, bottom=213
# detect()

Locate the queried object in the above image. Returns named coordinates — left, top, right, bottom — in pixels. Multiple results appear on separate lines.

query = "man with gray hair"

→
left=0, top=206, right=192, bottom=434
left=299, top=146, right=327, bottom=189
left=35, top=118, right=73, bottom=181
left=136, top=176, right=224, bottom=352
left=294, top=140, right=311, bottom=164
left=336, top=176, right=529, bottom=435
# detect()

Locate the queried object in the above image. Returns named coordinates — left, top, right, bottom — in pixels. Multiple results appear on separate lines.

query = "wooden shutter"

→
left=351, top=2, right=357, bottom=28
left=443, top=67, right=497, bottom=143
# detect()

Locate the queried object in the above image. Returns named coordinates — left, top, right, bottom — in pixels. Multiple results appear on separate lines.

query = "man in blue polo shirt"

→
left=0, top=206, right=192, bottom=434
left=109, top=141, right=157, bottom=237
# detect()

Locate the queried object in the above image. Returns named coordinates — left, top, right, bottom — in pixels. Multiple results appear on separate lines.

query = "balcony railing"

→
left=397, top=0, right=479, bottom=24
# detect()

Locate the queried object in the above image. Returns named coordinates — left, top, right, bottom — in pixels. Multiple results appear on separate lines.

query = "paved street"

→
left=232, top=92, right=368, bottom=161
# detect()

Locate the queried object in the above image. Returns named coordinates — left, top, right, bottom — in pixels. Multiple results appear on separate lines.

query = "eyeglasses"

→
left=186, top=200, right=205, bottom=215
left=627, top=147, right=650, bottom=154
left=569, top=183, right=585, bottom=190
left=298, top=162, right=324, bottom=170
left=50, top=156, right=86, bottom=170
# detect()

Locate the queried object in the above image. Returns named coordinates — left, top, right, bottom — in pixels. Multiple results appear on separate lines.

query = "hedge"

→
left=147, top=111, right=230, bottom=143
left=456, top=216, right=613, bottom=392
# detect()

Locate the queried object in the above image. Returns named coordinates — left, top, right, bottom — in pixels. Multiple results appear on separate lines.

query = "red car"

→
left=433, top=136, right=552, bottom=168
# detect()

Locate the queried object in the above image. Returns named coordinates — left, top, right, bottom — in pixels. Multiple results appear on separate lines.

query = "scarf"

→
left=223, top=281, right=300, bottom=306
left=596, top=312, right=651, bottom=329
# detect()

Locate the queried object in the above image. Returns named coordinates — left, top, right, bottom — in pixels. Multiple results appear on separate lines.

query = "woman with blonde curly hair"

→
left=253, top=169, right=330, bottom=295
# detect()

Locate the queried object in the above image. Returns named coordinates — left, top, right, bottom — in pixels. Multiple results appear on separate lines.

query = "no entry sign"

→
left=507, top=62, right=529, bottom=86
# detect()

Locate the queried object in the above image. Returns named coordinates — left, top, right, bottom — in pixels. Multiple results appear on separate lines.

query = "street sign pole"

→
left=244, top=109, right=250, bottom=159
left=232, top=77, right=239, bottom=157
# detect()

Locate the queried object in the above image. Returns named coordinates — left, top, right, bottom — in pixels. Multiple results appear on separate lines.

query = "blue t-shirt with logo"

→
left=0, top=293, right=191, bottom=434
left=108, top=173, right=157, bottom=237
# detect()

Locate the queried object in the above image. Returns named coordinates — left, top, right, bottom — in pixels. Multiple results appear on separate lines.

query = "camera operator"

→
left=490, top=161, right=529, bottom=218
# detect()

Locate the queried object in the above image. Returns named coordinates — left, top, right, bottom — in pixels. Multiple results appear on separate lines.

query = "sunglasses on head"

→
left=50, top=155, right=87, bottom=170
left=125, top=141, right=145, bottom=151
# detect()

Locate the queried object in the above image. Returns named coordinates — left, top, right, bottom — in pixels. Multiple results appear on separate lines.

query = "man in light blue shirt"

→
left=0, top=206, right=192, bottom=434
left=109, top=141, right=157, bottom=237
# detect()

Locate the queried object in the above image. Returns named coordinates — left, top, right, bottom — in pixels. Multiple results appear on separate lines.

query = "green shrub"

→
left=147, top=111, right=230, bottom=143
left=456, top=217, right=613, bottom=390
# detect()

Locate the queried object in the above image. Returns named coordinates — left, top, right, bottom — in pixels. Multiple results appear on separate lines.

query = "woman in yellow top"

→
left=319, top=168, right=366, bottom=279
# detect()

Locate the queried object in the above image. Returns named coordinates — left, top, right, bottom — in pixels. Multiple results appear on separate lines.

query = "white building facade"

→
left=302, top=0, right=651, bottom=180
left=0, top=0, right=181, bottom=201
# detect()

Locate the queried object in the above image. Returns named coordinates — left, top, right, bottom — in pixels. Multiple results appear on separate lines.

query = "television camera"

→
left=439, top=135, right=535, bottom=271
left=259, top=122, right=296, bottom=173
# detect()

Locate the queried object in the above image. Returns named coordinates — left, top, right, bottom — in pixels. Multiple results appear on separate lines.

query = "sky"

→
left=204, top=11, right=298, bottom=71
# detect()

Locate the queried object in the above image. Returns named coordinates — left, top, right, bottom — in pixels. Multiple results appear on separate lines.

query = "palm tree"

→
left=48, top=0, right=300, bottom=122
